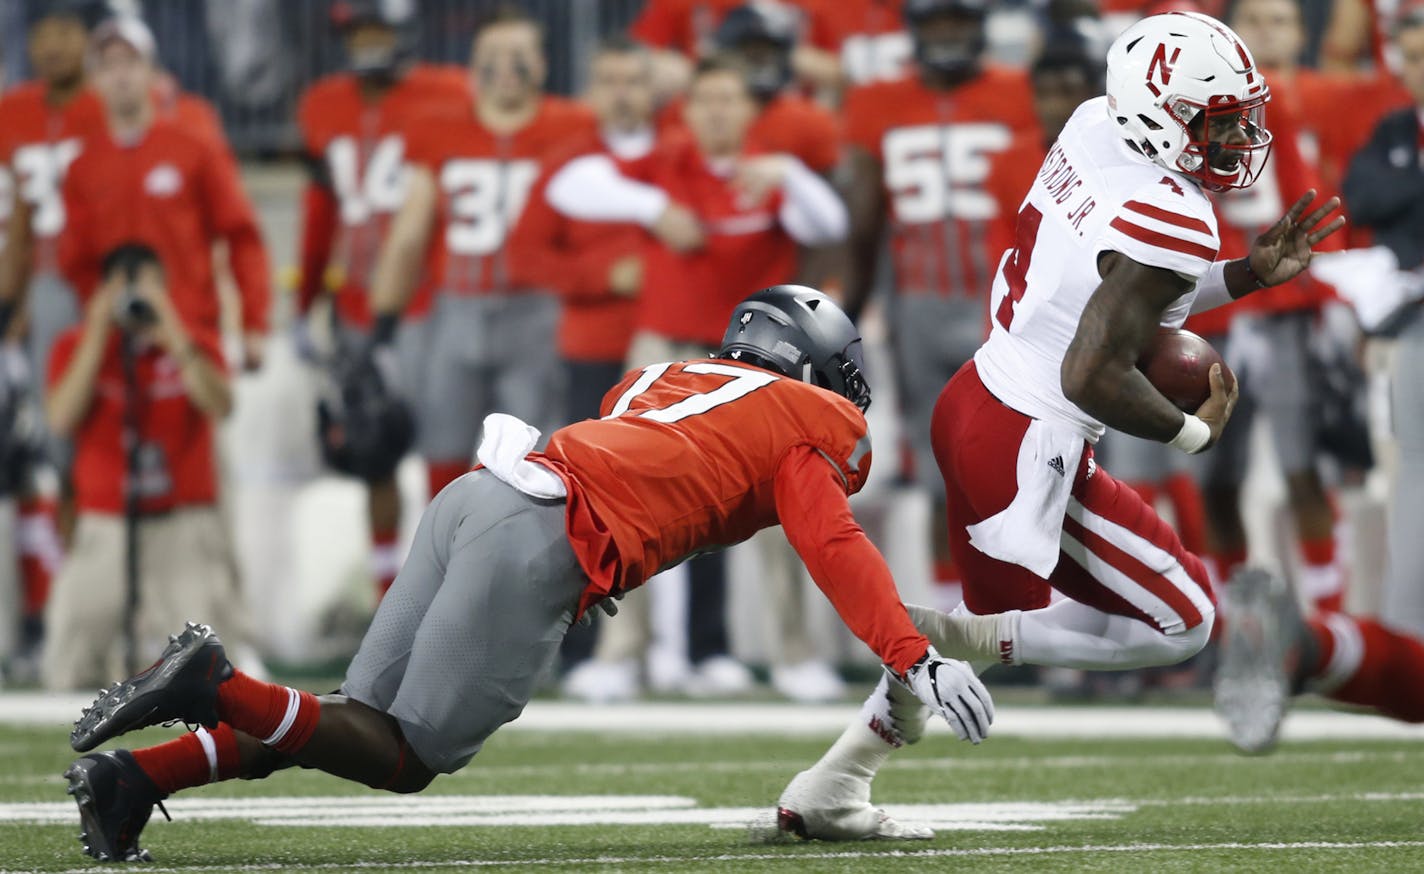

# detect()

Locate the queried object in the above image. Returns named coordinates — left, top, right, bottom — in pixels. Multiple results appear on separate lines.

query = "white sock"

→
left=907, top=604, right=1022, bottom=665
left=812, top=673, right=925, bottom=783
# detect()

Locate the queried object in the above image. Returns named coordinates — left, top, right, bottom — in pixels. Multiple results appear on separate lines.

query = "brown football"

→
left=1136, top=328, right=1235, bottom=413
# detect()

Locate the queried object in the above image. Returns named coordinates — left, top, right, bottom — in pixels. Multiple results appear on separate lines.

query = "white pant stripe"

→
left=1060, top=530, right=1187, bottom=634
left=1066, top=499, right=1215, bottom=626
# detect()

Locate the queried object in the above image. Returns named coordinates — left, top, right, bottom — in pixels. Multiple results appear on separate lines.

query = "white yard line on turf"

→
left=7, top=841, right=1424, bottom=873
left=2, top=747, right=1417, bottom=789
left=5, top=791, right=1423, bottom=830
left=5, top=695, right=1424, bottom=740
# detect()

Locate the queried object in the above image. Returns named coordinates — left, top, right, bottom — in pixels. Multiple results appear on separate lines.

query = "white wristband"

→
left=1168, top=414, right=1211, bottom=454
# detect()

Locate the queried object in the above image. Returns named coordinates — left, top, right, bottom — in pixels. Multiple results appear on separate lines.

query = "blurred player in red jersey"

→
left=631, top=0, right=845, bottom=97
left=779, top=12, right=1347, bottom=840
left=1208, top=1, right=1424, bottom=756
left=507, top=37, right=659, bottom=672
left=294, top=0, right=470, bottom=600
left=840, top=0, right=1034, bottom=610
left=59, top=18, right=271, bottom=359
left=652, top=5, right=840, bottom=178
left=546, top=56, right=848, bottom=700
left=1232, top=0, right=1409, bottom=238
left=630, top=0, right=739, bottom=101
left=368, top=8, right=596, bottom=500
left=508, top=37, right=657, bottom=446
left=61, top=287, right=996, bottom=863
left=1322, top=0, right=1401, bottom=72
left=0, top=1, right=108, bottom=677
left=796, top=0, right=912, bottom=89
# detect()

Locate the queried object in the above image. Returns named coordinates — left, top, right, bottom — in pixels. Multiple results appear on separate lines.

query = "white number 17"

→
left=605, top=362, right=778, bottom=423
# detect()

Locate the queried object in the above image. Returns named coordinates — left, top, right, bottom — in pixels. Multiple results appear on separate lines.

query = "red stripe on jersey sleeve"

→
left=1109, top=217, right=1219, bottom=262
left=1122, top=200, right=1214, bottom=235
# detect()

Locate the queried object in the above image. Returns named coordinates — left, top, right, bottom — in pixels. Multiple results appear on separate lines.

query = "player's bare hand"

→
left=1195, top=363, right=1239, bottom=448
left=898, top=647, right=994, bottom=744
left=1248, top=190, right=1346, bottom=287
left=608, top=255, right=643, bottom=298
left=733, top=155, right=790, bottom=205
left=651, top=204, right=705, bottom=253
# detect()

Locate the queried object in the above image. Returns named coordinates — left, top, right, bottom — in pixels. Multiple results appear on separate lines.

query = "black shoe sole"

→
left=70, top=622, right=232, bottom=753
left=64, top=758, right=153, bottom=863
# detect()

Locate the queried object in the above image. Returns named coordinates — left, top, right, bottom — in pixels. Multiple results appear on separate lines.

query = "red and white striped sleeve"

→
left=1097, top=183, right=1220, bottom=281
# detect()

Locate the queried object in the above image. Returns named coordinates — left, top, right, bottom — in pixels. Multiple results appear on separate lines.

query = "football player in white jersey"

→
left=773, top=12, right=1345, bottom=841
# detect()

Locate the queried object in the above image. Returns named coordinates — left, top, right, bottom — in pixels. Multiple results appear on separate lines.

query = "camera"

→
left=114, top=284, right=157, bottom=331
left=102, top=243, right=163, bottom=332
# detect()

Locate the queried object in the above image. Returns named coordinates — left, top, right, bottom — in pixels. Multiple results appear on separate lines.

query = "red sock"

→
left=18, top=497, right=61, bottom=618
left=426, top=461, right=468, bottom=498
left=1124, top=480, right=1160, bottom=508
left=1312, top=615, right=1424, bottom=723
left=1299, top=536, right=1345, bottom=614
left=371, top=526, right=400, bottom=600
left=131, top=724, right=241, bottom=795
left=1163, top=473, right=1209, bottom=557
left=215, top=670, right=321, bottom=754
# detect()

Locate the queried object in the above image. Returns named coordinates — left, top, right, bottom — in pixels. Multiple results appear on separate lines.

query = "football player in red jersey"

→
left=61, top=287, right=995, bottom=863
left=652, top=5, right=841, bottom=178
left=295, top=0, right=471, bottom=599
left=1231, top=0, right=1408, bottom=240
left=840, top=0, right=1035, bottom=611
left=629, top=0, right=728, bottom=102
left=631, top=0, right=845, bottom=97
left=368, top=8, right=597, bottom=500
left=795, top=0, right=911, bottom=89
left=707, top=4, right=840, bottom=176
left=1207, top=2, right=1424, bottom=757
left=0, top=1, right=107, bottom=676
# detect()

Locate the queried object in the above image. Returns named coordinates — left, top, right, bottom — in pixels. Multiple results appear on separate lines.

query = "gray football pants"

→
left=341, top=470, right=585, bottom=773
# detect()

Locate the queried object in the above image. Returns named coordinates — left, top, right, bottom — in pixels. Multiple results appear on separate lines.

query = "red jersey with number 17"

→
left=405, top=97, right=596, bottom=297
left=531, top=359, right=929, bottom=675
left=842, top=68, right=1037, bottom=299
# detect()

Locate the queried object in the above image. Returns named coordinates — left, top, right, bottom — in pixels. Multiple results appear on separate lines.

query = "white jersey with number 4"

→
left=974, top=96, right=1222, bottom=441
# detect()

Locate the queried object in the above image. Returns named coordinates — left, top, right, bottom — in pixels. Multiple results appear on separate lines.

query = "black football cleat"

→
left=64, top=750, right=170, bottom=863
left=71, top=622, right=233, bottom=753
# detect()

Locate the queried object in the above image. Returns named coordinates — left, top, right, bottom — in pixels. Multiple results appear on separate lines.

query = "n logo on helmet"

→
left=1145, top=44, right=1181, bottom=97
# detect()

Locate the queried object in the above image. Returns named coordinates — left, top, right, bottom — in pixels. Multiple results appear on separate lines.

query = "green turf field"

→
left=2, top=711, right=1423, bottom=873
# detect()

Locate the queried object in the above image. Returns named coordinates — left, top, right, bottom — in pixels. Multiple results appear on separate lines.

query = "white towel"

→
left=1309, top=247, right=1424, bottom=333
left=965, top=418, right=1084, bottom=578
left=476, top=414, right=567, bottom=500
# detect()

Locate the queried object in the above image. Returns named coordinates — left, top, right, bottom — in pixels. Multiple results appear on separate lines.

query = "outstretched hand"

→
left=1247, top=190, right=1346, bottom=287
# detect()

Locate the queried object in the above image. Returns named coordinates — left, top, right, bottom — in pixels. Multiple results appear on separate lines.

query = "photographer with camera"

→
left=40, top=243, right=235, bottom=690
